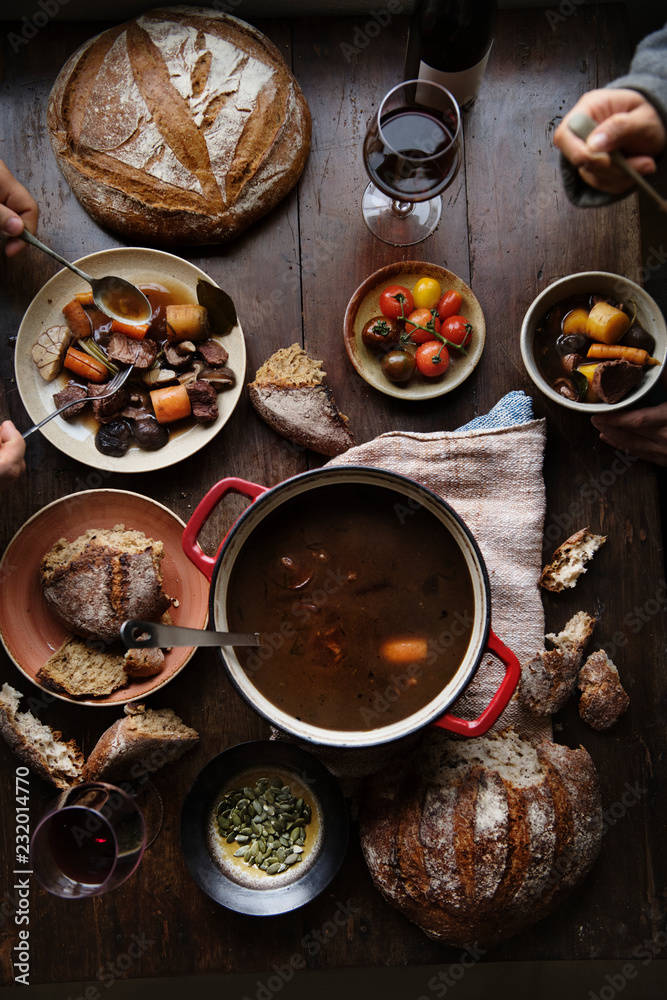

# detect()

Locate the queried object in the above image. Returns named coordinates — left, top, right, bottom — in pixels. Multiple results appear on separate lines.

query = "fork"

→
left=23, top=365, right=134, bottom=439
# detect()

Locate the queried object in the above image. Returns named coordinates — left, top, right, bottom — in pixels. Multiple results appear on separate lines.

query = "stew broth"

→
left=226, top=484, right=476, bottom=731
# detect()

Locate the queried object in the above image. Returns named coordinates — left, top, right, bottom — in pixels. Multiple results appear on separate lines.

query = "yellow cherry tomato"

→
left=412, top=276, right=441, bottom=310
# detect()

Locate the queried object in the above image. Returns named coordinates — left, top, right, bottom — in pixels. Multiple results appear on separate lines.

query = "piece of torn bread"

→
left=38, top=636, right=127, bottom=698
left=520, top=611, right=596, bottom=715
left=540, top=528, right=606, bottom=592
left=0, top=683, right=83, bottom=789
left=578, top=650, right=630, bottom=730
left=83, top=703, right=199, bottom=782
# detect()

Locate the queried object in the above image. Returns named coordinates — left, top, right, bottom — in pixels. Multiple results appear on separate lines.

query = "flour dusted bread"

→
left=359, top=728, right=602, bottom=947
left=40, top=525, right=172, bottom=641
left=0, top=683, right=83, bottom=789
left=249, top=344, right=356, bottom=456
left=578, top=650, right=630, bottom=730
left=47, top=7, right=311, bottom=246
left=520, top=611, right=596, bottom=715
left=83, top=703, right=199, bottom=781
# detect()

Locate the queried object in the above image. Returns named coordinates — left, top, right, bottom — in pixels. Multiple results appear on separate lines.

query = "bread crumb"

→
left=540, top=528, right=606, bottom=592
left=578, top=650, right=629, bottom=730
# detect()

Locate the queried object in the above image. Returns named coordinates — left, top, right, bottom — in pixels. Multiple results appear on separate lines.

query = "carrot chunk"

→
left=586, top=343, right=660, bottom=366
left=379, top=637, right=429, bottom=665
left=63, top=346, right=109, bottom=383
left=150, top=384, right=192, bottom=424
left=110, top=319, right=150, bottom=341
left=62, top=299, right=92, bottom=340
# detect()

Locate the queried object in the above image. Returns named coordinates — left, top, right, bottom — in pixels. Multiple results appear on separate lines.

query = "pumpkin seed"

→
left=285, top=853, right=299, bottom=865
left=291, top=845, right=304, bottom=854
left=266, top=862, right=281, bottom=875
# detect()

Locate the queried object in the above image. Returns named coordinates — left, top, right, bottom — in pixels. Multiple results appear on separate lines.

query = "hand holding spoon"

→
left=19, top=230, right=152, bottom=323
left=567, top=111, right=667, bottom=214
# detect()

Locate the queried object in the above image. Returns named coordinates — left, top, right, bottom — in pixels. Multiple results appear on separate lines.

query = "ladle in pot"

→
left=19, top=230, right=152, bottom=324
left=121, top=619, right=261, bottom=649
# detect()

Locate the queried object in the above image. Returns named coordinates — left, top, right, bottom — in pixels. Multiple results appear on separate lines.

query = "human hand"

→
left=0, top=421, right=26, bottom=489
left=0, top=159, right=39, bottom=257
left=591, top=403, right=667, bottom=466
left=554, top=88, right=667, bottom=195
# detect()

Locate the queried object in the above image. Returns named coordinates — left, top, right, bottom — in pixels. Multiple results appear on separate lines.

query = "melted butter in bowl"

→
left=207, top=767, right=322, bottom=889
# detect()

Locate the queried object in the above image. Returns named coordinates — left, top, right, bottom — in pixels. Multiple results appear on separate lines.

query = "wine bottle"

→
left=404, top=0, right=497, bottom=111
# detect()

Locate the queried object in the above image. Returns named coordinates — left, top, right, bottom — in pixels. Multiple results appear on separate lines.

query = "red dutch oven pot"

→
left=182, top=466, right=520, bottom=749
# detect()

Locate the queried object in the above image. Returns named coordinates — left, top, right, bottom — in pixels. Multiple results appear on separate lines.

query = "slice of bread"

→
left=578, top=650, right=630, bottom=730
left=40, top=524, right=172, bottom=640
left=248, top=344, right=356, bottom=457
left=0, top=683, right=83, bottom=789
left=83, top=703, right=199, bottom=782
left=38, top=636, right=127, bottom=698
left=540, top=528, right=606, bottom=592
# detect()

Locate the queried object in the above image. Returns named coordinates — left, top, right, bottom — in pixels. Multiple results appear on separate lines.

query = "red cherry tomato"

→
left=379, top=285, right=414, bottom=321
left=441, top=315, right=473, bottom=348
left=405, top=308, right=441, bottom=344
left=437, top=290, right=462, bottom=322
left=415, top=340, right=450, bottom=377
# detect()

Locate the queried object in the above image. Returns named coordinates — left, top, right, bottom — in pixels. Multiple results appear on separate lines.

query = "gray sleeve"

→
left=559, top=22, right=667, bottom=208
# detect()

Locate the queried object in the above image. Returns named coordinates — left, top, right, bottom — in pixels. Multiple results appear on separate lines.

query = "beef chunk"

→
left=106, top=333, right=158, bottom=369
left=185, top=379, right=219, bottom=425
left=591, top=360, right=644, bottom=404
left=52, top=383, right=88, bottom=419
left=197, top=339, right=229, bottom=367
left=88, top=382, right=130, bottom=422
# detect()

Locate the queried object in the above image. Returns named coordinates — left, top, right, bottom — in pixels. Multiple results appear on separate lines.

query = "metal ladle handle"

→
left=121, top=620, right=262, bottom=649
left=19, top=229, right=94, bottom=282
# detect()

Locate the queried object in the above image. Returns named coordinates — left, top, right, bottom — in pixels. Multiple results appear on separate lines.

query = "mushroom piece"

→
left=164, top=340, right=197, bottom=369
left=141, top=366, right=178, bottom=387
left=197, top=366, right=236, bottom=390
left=177, top=360, right=206, bottom=386
left=31, top=325, right=73, bottom=381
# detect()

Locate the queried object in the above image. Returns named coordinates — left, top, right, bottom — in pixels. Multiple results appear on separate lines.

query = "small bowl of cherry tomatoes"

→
left=343, top=262, right=485, bottom=400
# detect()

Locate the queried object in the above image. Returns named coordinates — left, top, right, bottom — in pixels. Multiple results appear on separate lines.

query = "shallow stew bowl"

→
left=182, top=467, right=520, bottom=748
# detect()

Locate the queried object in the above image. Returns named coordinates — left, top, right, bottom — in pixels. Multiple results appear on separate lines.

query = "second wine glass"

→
left=362, top=79, right=462, bottom=246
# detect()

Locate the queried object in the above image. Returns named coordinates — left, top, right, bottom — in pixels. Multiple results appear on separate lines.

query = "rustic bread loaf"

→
left=40, top=525, right=172, bottom=641
left=540, top=528, right=606, bottom=591
left=578, top=650, right=630, bottom=730
left=47, top=6, right=311, bottom=246
left=83, top=702, right=199, bottom=781
left=38, top=636, right=128, bottom=698
left=0, top=683, right=83, bottom=789
left=359, top=728, right=602, bottom=947
left=248, top=344, right=356, bottom=456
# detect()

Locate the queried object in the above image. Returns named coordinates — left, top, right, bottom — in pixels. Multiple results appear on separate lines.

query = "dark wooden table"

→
left=1, top=4, right=666, bottom=989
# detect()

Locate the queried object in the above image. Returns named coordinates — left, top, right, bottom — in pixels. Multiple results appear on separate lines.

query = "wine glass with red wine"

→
left=362, top=79, right=462, bottom=246
left=31, top=782, right=147, bottom=898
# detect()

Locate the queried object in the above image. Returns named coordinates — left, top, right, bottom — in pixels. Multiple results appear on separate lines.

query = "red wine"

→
left=364, top=110, right=459, bottom=201
left=48, top=809, right=116, bottom=885
left=404, top=0, right=497, bottom=111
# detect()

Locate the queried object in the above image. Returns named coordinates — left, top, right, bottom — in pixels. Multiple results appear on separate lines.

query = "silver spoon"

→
left=567, top=111, right=667, bottom=214
left=19, top=230, right=153, bottom=323
left=121, top=620, right=262, bottom=649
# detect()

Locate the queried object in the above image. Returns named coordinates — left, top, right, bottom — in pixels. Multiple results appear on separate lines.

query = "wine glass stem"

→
left=391, top=200, right=414, bottom=219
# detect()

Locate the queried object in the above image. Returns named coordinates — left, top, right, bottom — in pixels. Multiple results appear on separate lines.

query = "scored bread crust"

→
left=83, top=703, right=199, bottom=781
left=47, top=7, right=312, bottom=246
left=0, top=683, right=83, bottom=789
left=359, top=728, right=602, bottom=948
left=40, top=526, right=171, bottom=641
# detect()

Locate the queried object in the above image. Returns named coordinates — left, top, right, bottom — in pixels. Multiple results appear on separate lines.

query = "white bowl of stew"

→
left=520, top=271, right=667, bottom=413
left=182, top=467, right=521, bottom=749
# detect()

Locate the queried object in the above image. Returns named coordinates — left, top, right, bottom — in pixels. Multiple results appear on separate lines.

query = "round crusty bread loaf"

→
left=47, top=6, right=312, bottom=246
left=359, top=728, right=602, bottom=947
left=40, top=525, right=172, bottom=641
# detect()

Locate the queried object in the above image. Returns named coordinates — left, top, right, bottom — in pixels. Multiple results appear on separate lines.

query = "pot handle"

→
left=431, top=629, right=521, bottom=737
left=182, top=477, right=268, bottom=582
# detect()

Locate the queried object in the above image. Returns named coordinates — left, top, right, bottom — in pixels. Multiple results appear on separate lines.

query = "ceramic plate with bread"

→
left=0, top=490, right=209, bottom=706
left=15, top=248, right=245, bottom=472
